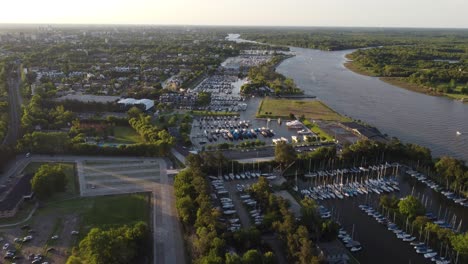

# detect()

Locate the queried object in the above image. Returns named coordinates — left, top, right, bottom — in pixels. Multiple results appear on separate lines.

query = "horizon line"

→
left=0, top=22, right=467, bottom=30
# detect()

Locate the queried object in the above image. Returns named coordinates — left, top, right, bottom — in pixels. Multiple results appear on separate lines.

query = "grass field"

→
left=110, top=126, right=142, bottom=144
left=40, top=193, right=151, bottom=228
left=257, top=98, right=348, bottom=121
left=82, top=193, right=150, bottom=228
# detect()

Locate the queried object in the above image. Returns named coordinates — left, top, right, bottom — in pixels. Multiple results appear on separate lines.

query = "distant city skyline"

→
left=1, top=0, right=467, bottom=28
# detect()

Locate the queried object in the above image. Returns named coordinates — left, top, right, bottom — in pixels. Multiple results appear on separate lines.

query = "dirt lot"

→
left=0, top=211, right=80, bottom=264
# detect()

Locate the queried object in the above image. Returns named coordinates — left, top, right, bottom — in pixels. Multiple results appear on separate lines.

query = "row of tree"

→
left=240, top=29, right=468, bottom=51
left=21, top=94, right=75, bottom=132
left=380, top=195, right=468, bottom=262
left=129, top=113, right=175, bottom=145
left=0, top=61, right=9, bottom=142
left=174, top=166, right=228, bottom=263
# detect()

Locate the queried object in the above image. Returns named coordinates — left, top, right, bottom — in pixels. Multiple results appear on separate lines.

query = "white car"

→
left=71, top=231, right=79, bottom=235
left=51, top=235, right=59, bottom=240
left=3, top=243, right=9, bottom=250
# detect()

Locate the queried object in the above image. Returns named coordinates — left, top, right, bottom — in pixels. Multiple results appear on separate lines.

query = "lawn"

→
left=257, top=98, right=348, bottom=121
left=110, top=126, right=142, bottom=144
left=40, top=193, right=151, bottom=229
left=82, top=193, right=150, bottom=228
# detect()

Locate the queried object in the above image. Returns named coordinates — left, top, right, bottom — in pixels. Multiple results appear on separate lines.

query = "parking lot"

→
left=0, top=203, right=80, bottom=264
left=78, top=159, right=161, bottom=196
left=209, top=172, right=281, bottom=232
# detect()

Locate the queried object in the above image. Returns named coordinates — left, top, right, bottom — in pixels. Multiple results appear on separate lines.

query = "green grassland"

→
left=40, top=193, right=151, bottom=229
left=110, top=126, right=143, bottom=144
left=257, top=98, right=349, bottom=122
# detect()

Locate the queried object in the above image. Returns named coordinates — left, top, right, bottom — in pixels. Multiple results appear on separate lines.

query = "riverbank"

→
left=344, top=58, right=468, bottom=103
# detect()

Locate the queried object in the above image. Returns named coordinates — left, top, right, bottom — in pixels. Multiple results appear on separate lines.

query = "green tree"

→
left=398, top=196, right=425, bottom=220
left=31, top=164, right=67, bottom=199
left=77, top=222, right=149, bottom=264
left=262, top=251, right=276, bottom=264
left=451, top=232, right=468, bottom=258
left=300, top=198, right=320, bottom=232
left=66, top=256, right=83, bottom=264
left=127, top=106, right=143, bottom=119
left=242, top=249, right=263, bottom=264
left=274, top=142, right=296, bottom=169
left=225, top=253, right=242, bottom=264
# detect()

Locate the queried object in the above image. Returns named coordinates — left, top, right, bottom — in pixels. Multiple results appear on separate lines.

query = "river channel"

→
left=275, top=47, right=468, bottom=161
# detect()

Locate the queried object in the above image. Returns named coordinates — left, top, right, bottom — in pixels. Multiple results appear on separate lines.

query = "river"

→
left=227, top=34, right=468, bottom=161
left=275, top=47, right=468, bottom=161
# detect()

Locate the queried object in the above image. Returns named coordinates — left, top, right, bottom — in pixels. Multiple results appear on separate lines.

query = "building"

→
left=0, top=174, right=34, bottom=218
left=339, top=122, right=387, bottom=142
left=118, top=98, right=155, bottom=111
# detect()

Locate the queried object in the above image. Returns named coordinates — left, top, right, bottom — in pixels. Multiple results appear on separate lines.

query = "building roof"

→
left=118, top=98, right=155, bottom=111
left=341, top=122, right=387, bottom=142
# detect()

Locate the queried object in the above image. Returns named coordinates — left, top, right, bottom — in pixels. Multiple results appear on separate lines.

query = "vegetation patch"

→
left=257, top=98, right=348, bottom=121
left=111, top=126, right=143, bottom=144
left=81, top=193, right=151, bottom=229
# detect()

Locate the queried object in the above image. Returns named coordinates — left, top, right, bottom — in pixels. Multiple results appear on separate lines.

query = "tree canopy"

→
left=31, top=164, right=67, bottom=199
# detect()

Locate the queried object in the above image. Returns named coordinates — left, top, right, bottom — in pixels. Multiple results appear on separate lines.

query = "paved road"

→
left=2, top=64, right=22, bottom=146
left=154, top=166, right=186, bottom=264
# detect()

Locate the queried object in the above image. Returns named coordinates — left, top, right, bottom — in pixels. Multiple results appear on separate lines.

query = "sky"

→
left=1, top=0, right=467, bottom=28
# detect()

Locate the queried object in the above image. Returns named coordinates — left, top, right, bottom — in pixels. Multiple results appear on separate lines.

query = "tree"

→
left=225, top=253, right=242, bottom=264
left=398, top=196, right=425, bottom=220
left=296, top=225, right=315, bottom=264
left=275, top=142, right=296, bottom=169
left=262, top=251, right=276, bottom=264
left=197, top=92, right=211, bottom=106
left=77, top=222, right=149, bottom=264
left=127, top=106, right=142, bottom=119
left=300, top=198, right=320, bottom=232
left=242, top=249, right=262, bottom=264
left=31, top=164, right=67, bottom=199
left=451, top=232, right=468, bottom=258
left=66, top=256, right=83, bottom=264
left=320, top=220, right=339, bottom=241
left=251, top=177, right=272, bottom=208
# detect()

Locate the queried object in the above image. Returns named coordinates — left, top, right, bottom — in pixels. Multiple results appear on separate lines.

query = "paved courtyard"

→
left=77, top=159, right=162, bottom=196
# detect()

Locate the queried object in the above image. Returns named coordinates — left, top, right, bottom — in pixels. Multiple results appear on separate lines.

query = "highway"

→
left=2, top=63, right=22, bottom=146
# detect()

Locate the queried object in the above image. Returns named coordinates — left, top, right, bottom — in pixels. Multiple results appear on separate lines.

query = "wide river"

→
left=275, top=47, right=468, bottom=161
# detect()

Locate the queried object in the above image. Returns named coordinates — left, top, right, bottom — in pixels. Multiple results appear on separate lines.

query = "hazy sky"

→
left=1, top=0, right=467, bottom=28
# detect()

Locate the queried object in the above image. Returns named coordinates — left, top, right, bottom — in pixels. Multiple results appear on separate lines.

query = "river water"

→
left=275, top=47, right=468, bottom=161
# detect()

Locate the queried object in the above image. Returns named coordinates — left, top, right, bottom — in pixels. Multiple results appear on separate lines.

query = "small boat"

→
left=350, top=246, right=362, bottom=252
left=456, top=131, right=462, bottom=136
left=424, top=252, right=437, bottom=259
